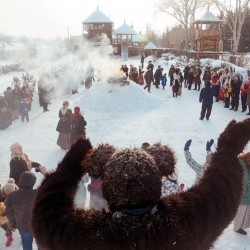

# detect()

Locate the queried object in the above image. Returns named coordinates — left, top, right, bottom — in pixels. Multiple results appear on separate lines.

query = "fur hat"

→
left=62, top=100, right=69, bottom=107
left=2, top=178, right=18, bottom=196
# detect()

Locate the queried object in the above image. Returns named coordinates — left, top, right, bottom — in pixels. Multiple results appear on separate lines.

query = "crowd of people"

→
left=1, top=56, right=250, bottom=249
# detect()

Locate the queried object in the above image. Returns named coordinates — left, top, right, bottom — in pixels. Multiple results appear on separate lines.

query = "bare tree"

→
left=214, top=0, right=250, bottom=53
left=155, top=0, right=213, bottom=49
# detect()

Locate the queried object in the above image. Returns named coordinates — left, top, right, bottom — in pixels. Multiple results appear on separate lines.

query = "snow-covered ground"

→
left=0, top=55, right=250, bottom=249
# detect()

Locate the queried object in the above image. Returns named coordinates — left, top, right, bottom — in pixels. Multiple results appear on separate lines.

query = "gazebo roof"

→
left=144, top=42, right=157, bottom=50
left=192, top=11, right=224, bottom=24
left=82, top=8, right=113, bottom=24
left=113, top=22, right=138, bottom=35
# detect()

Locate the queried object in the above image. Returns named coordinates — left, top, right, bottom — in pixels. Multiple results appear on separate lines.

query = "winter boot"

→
left=236, top=228, right=247, bottom=235
left=5, top=233, right=13, bottom=246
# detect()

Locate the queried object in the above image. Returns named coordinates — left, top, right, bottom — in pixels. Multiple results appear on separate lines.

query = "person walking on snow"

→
left=199, top=81, right=214, bottom=120
left=184, top=139, right=214, bottom=184
left=144, top=67, right=154, bottom=93
left=233, top=152, right=250, bottom=235
left=19, top=98, right=29, bottom=122
left=154, top=66, right=162, bottom=89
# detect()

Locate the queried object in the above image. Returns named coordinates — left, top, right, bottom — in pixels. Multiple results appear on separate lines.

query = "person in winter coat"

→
left=178, top=71, right=184, bottom=95
left=230, top=74, right=242, bottom=111
left=147, top=61, right=154, bottom=71
left=138, top=65, right=144, bottom=85
left=3, top=87, right=13, bottom=113
left=246, top=81, right=250, bottom=115
left=213, top=80, right=221, bottom=102
left=19, top=98, right=29, bottom=122
left=0, top=179, right=19, bottom=246
left=132, top=67, right=139, bottom=83
left=172, top=68, right=180, bottom=97
left=154, top=66, right=162, bottom=88
left=0, top=96, right=12, bottom=129
left=199, top=80, right=214, bottom=120
left=183, top=64, right=190, bottom=88
left=140, top=54, right=144, bottom=68
left=31, top=119, right=250, bottom=250
left=184, top=139, right=214, bottom=184
left=202, top=67, right=211, bottom=84
left=56, top=100, right=72, bottom=150
left=224, top=83, right=231, bottom=108
left=20, top=86, right=32, bottom=111
left=187, top=68, right=194, bottom=90
left=70, top=106, right=87, bottom=144
left=6, top=171, right=46, bottom=250
left=161, top=73, right=167, bottom=89
left=233, top=152, right=250, bottom=235
left=74, top=174, right=89, bottom=209
left=11, top=88, right=20, bottom=120
left=39, top=86, right=50, bottom=112
left=193, top=65, right=202, bottom=91
left=168, top=65, right=175, bottom=86
left=241, top=81, right=250, bottom=112
left=9, top=142, right=42, bottom=187
left=144, top=67, right=154, bottom=93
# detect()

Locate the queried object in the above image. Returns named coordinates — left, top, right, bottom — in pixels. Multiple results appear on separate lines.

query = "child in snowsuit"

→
left=19, top=98, right=29, bottom=122
left=161, top=73, right=167, bottom=89
left=184, top=139, right=214, bottom=184
left=224, top=84, right=230, bottom=108
left=178, top=72, right=184, bottom=95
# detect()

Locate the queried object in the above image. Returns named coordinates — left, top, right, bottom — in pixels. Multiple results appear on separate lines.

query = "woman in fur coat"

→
left=233, top=152, right=250, bottom=235
left=32, top=119, right=250, bottom=250
left=0, top=179, right=18, bottom=246
left=9, top=142, right=41, bottom=187
left=56, top=100, right=72, bottom=150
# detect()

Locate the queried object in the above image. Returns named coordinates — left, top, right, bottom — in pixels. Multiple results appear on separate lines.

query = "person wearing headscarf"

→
left=233, top=152, right=250, bottom=235
left=70, top=106, right=87, bottom=144
left=56, top=101, right=72, bottom=150
left=9, top=142, right=41, bottom=187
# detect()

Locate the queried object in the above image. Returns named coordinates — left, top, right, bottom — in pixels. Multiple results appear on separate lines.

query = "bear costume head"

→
left=32, top=119, right=250, bottom=250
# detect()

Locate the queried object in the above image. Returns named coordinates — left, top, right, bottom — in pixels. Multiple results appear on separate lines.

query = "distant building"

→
left=82, top=7, right=114, bottom=43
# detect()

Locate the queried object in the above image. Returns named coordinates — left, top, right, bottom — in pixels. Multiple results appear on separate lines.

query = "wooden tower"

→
left=192, top=11, right=224, bottom=59
left=82, top=7, right=114, bottom=43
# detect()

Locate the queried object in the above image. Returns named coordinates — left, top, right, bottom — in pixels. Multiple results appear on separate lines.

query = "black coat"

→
left=199, top=84, right=214, bottom=105
left=56, top=109, right=72, bottom=134
left=154, top=68, right=162, bottom=80
left=183, top=66, right=189, bottom=79
left=187, top=71, right=194, bottom=83
left=231, top=79, right=242, bottom=94
left=168, top=67, right=175, bottom=77
left=9, top=157, right=40, bottom=187
left=71, top=115, right=87, bottom=144
left=141, top=55, right=144, bottom=63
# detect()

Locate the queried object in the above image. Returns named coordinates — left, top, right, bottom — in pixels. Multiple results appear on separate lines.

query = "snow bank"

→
left=74, top=81, right=160, bottom=113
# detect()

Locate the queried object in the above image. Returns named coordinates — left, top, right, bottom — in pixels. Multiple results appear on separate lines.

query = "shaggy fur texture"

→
left=0, top=202, right=8, bottom=226
left=87, top=143, right=116, bottom=178
left=32, top=119, right=250, bottom=250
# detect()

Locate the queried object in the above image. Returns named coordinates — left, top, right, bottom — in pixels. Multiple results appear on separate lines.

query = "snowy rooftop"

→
left=193, top=11, right=224, bottom=24
left=82, top=9, right=113, bottom=24
left=132, top=34, right=147, bottom=43
left=113, top=22, right=138, bottom=35
left=144, top=42, right=157, bottom=50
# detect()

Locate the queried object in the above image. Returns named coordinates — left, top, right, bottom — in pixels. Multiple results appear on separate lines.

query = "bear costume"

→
left=31, top=119, right=250, bottom=250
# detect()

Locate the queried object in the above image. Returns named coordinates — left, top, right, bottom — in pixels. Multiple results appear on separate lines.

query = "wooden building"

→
left=82, top=7, right=114, bottom=43
left=191, top=11, right=224, bottom=59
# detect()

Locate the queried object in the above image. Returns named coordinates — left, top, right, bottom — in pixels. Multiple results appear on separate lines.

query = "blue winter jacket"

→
left=19, top=100, right=29, bottom=114
left=199, top=81, right=214, bottom=105
left=161, top=74, right=167, bottom=86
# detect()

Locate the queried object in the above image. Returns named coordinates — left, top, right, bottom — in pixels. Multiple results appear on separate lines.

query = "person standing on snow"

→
left=233, top=152, right=250, bottom=235
left=230, top=74, right=242, bottom=111
left=168, top=65, right=175, bottom=86
left=144, top=67, right=154, bottom=93
left=161, top=72, right=167, bottom=89
left=183, top=64, right=190, bottom=88
left=56, top=100, right=72, bottom=150
left=154, top=66, right=162, bottom=89
left=141, top=54, right=145, bottom=68
left=184, top=139, right=214, bottom=184
left=19, top=98, right=29, bottom=122
left=199, top=80, right=214, bottom=120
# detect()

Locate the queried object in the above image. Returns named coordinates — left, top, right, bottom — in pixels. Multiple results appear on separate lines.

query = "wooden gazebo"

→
left=82, top=7, right=114, bottom=42
left=191, top=11, right=224, bottom=59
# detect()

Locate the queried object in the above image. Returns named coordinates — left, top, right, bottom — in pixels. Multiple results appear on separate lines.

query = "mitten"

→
left=184, top=139, right=192, bottom=151
left=206, top=139, right=214, bottom=151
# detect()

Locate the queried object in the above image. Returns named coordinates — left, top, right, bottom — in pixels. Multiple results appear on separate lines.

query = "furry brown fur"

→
left=0, top=202, right=8, bottom=226
left=32, top=119, right=250, bottom=250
